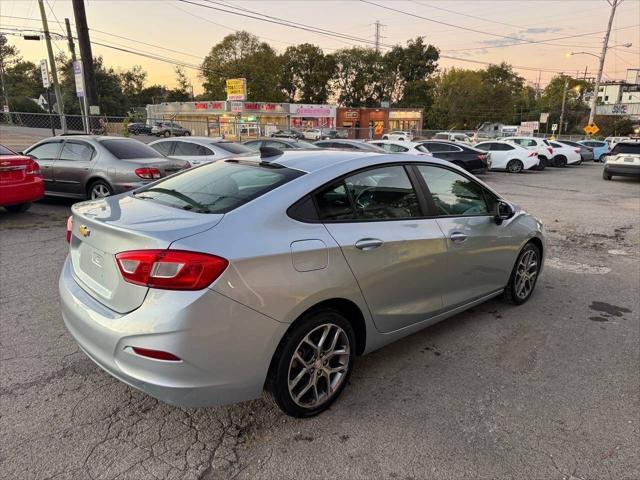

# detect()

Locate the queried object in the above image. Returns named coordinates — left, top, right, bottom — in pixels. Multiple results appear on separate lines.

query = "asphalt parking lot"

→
left=1, top=162, right=638, bottom=480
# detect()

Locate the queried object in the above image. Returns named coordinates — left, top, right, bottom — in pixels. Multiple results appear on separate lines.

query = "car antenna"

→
left=259, top=146, right=283, bottom=161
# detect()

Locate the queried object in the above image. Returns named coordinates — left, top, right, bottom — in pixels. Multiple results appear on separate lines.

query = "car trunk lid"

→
left=69, top=194, right=222, bottom=313
left=0, top=155, right=36, bottom=184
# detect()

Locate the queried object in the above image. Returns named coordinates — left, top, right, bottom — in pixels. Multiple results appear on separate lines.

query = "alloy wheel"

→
left=287, top=323, right=350, bottom=409
left=514, top=250, right=538, bottom=300
left=90, top=183, right=111, bottom=199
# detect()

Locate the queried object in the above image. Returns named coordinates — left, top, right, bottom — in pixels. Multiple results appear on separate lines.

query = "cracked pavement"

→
left=1, top=163, right=639, bottom=479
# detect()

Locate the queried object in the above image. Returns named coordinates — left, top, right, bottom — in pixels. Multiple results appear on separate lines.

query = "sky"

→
left=1, top=0, right=639, bottom=96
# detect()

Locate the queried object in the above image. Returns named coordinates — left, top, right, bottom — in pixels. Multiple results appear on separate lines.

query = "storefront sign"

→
left=520, top=121, right=540, bottom=131
left=290, top=104, right=336, bottom=118
left=226, top=78, right=247, bottom=101
left=388, top=110, right=421, bottom=120
left=195, top=101, right=227, bottom=111
left=230, top=101, right=243, bottom=113
left=243, top=102, right=286, bottom=113
left=345, top=110, right=359, bottom=119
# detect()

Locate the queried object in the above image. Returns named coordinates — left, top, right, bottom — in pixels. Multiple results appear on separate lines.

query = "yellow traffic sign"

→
left=583, top=123, right=600, bottom=135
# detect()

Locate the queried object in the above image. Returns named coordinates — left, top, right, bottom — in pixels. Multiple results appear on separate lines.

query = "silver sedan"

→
left=23, top=136, right=189, bottom=199
left=148, top=137, right=254, bottom=165
left=59, top=149, right=545, bottom=417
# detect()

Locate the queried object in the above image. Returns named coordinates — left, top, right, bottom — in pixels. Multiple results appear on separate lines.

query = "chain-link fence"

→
left=1, top=111, right=596, bottom=151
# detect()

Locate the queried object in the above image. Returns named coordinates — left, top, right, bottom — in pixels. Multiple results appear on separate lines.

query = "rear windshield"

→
left=134, top=160, right=304, bottom=213
left=100, top=139, right=161, bottom=159
left=611, top=143, right=640, bottom=154
left=0, top=145, right=16, bottom=155
left=214, top=142, right=253, bottom=154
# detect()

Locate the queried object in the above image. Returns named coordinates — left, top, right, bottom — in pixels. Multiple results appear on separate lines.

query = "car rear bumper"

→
left=0, top=177, right=44, bottom=206
left=604, top=164, right=640, bottom=177
left=59, top=256, right=288, bottom=407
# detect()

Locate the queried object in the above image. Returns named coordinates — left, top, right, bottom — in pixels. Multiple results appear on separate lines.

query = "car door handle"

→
left=450, top=232, right=468, bottom=243
left=355, top=238, right=384, bottom=251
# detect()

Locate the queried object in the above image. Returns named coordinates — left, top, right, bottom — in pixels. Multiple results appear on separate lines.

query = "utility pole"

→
left=0, top=51, right=12, bottom=123
left=38, top=0, right=67, bottom=133
left=374, top=20, right=382, bottom=53
left=72, top=0, right=98, bottom=123
left=65, top=17, right=88, bottom=132
left=589, top=0, right=620, bottom=125
left=559, top=79, right=569, bottom=137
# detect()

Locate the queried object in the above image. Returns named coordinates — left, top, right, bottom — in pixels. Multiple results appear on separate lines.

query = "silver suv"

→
left=151, top=121, right=191, bottom=137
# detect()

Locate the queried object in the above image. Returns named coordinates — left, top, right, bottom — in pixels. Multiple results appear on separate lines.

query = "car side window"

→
left=26, top=141, right=62, bottom=159
left=151, top=141, right=173, bottom=156
left=266, top=140, right=290, bottom=149
left=417, top=165, right=489, bottom=216
left=60, top=141, right=95, bottom=161
left=384, top=144, right=407, bottom=153
left=496, top=143, right=514, bottom=151
left=173, top=142, right=210, bottom=156
left=344, top=165, right=420, bottom=220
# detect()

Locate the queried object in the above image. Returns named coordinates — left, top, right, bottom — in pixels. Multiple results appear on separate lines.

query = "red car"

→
left=0, top=144, right=45, bottom=213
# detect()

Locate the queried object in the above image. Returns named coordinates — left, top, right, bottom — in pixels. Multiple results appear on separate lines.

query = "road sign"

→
left=551, top=123, right=558, bottom=132
left=583, top=123, right=600, bottom=135
left=226, top=78, right=247, bottom=101
left=539, top=112, right=549, bottom=123
left=40, top=60, right=50, bottom=89
left=73, top=61, right=85, bottom=98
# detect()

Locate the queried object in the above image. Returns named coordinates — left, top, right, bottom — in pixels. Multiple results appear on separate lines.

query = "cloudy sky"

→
left=2, top=0, right=639, bottom=94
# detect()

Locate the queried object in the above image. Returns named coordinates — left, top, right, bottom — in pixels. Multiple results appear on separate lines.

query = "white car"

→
left=368, top=140, right=431, bottom=156
left=475, top=140, right=540, bottom=173
left=504, top=136, right=553, bottom=169
left=434, top=132, right=473, bottom=144
left=382, top=130, right=413, bottom=141
left=603, top=140, right=640, bottom=180
left=303, top=128, right=322, bottom=140
left=604, top=136, right=630, bottom=149
left=548, top=141, right=582, bottom=167
left=149, top=137, right=253, bottom=165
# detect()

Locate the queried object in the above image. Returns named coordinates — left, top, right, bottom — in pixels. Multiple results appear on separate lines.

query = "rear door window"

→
left=151, top=141, right=174, bottom=156
left=100, top=139, right=161, bottom=159
left=134, top=160, right=304, bottom=213
left=60, top=141, right=95, bottom=161
left=173, top=142, right=211, bottom=156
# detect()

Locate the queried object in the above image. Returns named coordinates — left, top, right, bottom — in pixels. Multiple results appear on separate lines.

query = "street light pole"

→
left=559, top=79, right=569, bottom=137
left=37, top=0, right=67, bottom=133
left=589, top=0, right=620, bottom=125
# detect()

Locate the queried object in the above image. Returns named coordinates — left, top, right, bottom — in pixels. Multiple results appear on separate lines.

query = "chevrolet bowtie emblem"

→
left=79, top=225, right=91, bottom=238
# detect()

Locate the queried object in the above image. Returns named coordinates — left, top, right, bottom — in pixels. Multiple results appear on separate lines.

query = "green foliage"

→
left=201, top=31, right=285, bottom=102
left=280, top=43, right=334, bottom=103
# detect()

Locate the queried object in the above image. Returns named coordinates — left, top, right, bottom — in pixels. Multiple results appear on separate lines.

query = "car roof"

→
left=370, top=140, right=422, bottom=146
left=150, top=136, right=223, bottom=144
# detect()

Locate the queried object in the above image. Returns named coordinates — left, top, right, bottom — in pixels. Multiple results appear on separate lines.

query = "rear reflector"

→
left=115, top=249, right=229, bottom=290
left=132, top=347, right=181, bottom=362
left=135, top=167, right=161, bottom=179
left=66, top=216, right=73, bottom=243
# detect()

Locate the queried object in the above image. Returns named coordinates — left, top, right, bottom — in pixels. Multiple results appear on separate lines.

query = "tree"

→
left=1, top=34, right=42, bottom=110
left=539, top=74, right=590, bottom=133
left=280, top=44, right=335, bottom=103
left=332, top=47, right=383, bottom=107
left=201, top=31, right=284, bottom=101
left=170, top=66, right=191, bottom=102
left=119, top=65, right=147, bottom=105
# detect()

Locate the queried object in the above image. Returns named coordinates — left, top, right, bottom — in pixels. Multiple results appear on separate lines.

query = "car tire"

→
left=602, top=170, right=612, bottom=180
left=398, top=138, right=404, bottom=141
left=183, top=131, right=190, bottom=136
left=504, top=242, right=541, bottom=305
left=87, top=180, right=113, bottom=200
left=163, top=131, right=171, bottom=138
left=5, top=202, right=31, bottom=213
left=382, top=136, right=388, bottom=140
left=506, top=159, right=524, bottom=173
left=598, top=154, right=607, bottom=162
left=268, top=308, right=355, bottom=418
left=553, top=156, right=567, bottom=167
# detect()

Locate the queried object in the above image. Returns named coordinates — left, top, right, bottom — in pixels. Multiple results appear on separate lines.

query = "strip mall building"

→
left=146, top=101, right=423, bottom=139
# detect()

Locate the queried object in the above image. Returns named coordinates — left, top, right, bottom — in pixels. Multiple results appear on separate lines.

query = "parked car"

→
left=417, top=140, right=488, bottom=174
left=151, top=121, right=191, bottom=137
left=474, top=140, right=539, bottom=173
left=368, top=140, right=431, bottom=156
left=319, top=129, right=344, bottom=140
left=303, top=128, right=323, bottom=140
left=602, top=140, right=640, bottom=180
left=315, top=139, right=386, bottom=152
left=271, top=128, right=305, bottom=139
left=382, top=130, right=413, bottom=141
left=548, top=141, right=582, bottom=167
left=60, top=149, right=545, bottom=417
left=243, top=138, right=320, bottom=151
left=127, top=122, right=153, bottom=135
left=557, top=140, right=594, bottom=162
left=504, top=137, right=553, bottom=169
left=434, top=132, right=473, bottom=144
left=604, top=136, right=630, bottom=149
left=0, top=144, right=44, bottom=212
left=149, top=137, right=253, bottom=165
left=23, top=136, right=190, bottom=200
left=579, top=140, right=609, bottom=162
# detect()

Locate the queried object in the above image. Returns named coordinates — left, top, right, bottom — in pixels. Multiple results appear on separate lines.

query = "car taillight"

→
left=25, top=161, right=41, bottom=175
left=574, top=149, right=581, bottom=153
left=477, top=154, right=487, bottom=163
left=115, top=249, right=228, bottom=290
left=547, top=147, right=553, bottom=154
left=66, top=216, right=73, bottom=243
left=135, top=167, right=161, bottom=179
left=528, top=151, right=537, bottom=157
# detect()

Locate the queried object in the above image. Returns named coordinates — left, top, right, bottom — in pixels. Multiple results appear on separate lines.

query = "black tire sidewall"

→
left=269, top=309, right=355, bottom=418
left=505, top=242, right=541, bottom=305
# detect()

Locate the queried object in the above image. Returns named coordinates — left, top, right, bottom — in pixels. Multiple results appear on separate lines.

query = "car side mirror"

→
left=494, top=200, right=514, bottom=225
